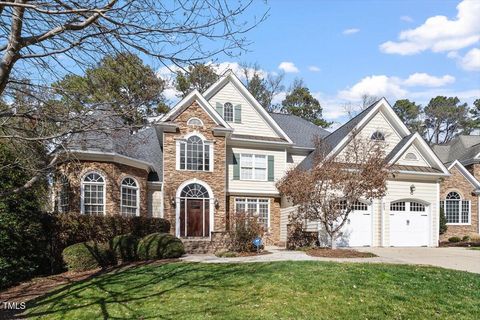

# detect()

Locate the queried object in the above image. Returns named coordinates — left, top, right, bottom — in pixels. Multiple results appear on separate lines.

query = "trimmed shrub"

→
left=62, top=242, right=113, bottom=272
left=448, top=236, right=461, bottom=243
left=137, top=233, right=185, bottom=260
left=111, top=234, right=138, bottom=262
left=462, top=235, right=471, bottom=242
left=439, top=207, right=447, bottom=235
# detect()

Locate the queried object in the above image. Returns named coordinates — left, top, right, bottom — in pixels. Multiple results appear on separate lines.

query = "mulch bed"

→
left=216, top=250, right=272, bottom=258
left=0, top=259, right=177, bottom=319
left=306, top=248, right=377, bottom=258
left=439, top=241, right=480, bottom=247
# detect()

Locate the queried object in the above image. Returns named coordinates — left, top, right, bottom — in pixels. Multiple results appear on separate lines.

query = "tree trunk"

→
left=330, top=232, right=337, bottom=249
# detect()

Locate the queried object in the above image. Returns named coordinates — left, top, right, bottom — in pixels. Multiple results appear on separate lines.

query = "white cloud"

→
left=400, top=15, right=414, bottom=23
left=308, top=65, right=321, bottom=72
left=209, top=61, right=269, bottom=79
left=271, top=91, right=287, bottom=106
left=403, top=73, right=455, bottom=87
left=338, top=75, right=407, bottom=100
left=163, top=87, right=180, bottom=101
left=278, top=61, right=299, bottom=73
left=380, top=0, right=480, bottom=55
left=342, top=28, right=360, bottom=35
left=459, top=47, right=480, bottom=71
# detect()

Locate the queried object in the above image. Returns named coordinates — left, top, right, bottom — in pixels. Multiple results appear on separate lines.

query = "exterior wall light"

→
left=410, top=184, right=416, bottom=195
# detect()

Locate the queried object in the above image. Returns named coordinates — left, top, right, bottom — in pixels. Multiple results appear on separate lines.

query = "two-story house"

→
left=56, top=70, right=450, bottom=250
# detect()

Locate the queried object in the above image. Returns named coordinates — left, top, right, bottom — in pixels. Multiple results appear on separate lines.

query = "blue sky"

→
left=159, top=0, right=480, bottom=128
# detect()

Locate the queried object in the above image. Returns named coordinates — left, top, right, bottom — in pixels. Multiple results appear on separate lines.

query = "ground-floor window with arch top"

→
left=179, top=183, right=210, bottom=237
left=440, top=191, right=470, bottom=224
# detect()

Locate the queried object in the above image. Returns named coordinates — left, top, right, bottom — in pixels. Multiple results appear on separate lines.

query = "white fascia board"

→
left=161, top=90, right=231, bottom=128
left=412, top=133, right=450, bottom=175
left=448, top=160, right=480, bottom=189
left=388, top=134, right=417, bottom=165
left=393, top=170, right=450, bottom=177
left=227, top=189, right=280, bottom=197
left=229, top=137, right=292, bottom=148
left=203, top=70, right=293, bottom=144
left=68, top=150, right=153, bottom=172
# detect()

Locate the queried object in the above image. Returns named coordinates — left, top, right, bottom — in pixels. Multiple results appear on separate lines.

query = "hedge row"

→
left=63, top=233, right=185, bottom=272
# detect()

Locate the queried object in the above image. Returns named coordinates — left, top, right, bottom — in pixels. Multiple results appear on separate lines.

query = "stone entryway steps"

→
left=182, top=239, right=220, bottom=254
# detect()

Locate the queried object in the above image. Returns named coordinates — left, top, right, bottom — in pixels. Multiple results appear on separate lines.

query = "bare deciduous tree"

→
left=277, top=133, right=389, bottom=249
left=0, top=0, right=267, bottom=195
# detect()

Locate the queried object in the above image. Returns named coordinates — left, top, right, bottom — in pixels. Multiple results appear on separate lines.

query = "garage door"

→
left=336, top=201, right=372, bottom=247
left=389, top=201, right=429, bottom=247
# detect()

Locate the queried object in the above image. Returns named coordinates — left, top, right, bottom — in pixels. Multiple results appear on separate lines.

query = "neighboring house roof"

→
left=433, top=135, right=480, bottom=166
left=269, top=113, right=330, bottom=148
left=447, top=160, right=480, bottom=193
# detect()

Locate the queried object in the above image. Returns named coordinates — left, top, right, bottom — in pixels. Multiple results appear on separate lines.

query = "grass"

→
left=469, top=247, right=480, bottom=250
left=23, top=261, right=480, bottom=320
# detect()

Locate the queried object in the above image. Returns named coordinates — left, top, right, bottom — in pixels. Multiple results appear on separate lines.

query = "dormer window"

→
left=371, top=131, right=385, bottom=141
left=224, top=102, right=234, bottom=122
left=187, top=117, right=203, bottom=126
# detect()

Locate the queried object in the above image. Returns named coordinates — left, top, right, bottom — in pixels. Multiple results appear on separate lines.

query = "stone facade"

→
left=162, top=101, right=228, bottom=237
left=440, top=165, right=479, bottom=240
left=57, top=161, right=149, bottom=216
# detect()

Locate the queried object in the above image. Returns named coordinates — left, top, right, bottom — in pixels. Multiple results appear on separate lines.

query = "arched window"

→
left=405, top=152, right=418, bottom=161
left=81, top=172, right=105, bottom=215
left=180, top=183, right=209, bottom=198
left=178, top=135, right=211, bottom=171
left=371, top=131, right=385, bottom=141
left=187, top=117, right=203, bottom=126
left=442, top=191, right=470, bottom=224
left=57, top=175, right=70, bottom=213
left=224, top=102, right=234, bottom=122
left=121, top=177, right=139, bottom=216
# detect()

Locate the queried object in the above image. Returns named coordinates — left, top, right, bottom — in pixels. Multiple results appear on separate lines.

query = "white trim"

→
left=187, top=117, right=204, bottom=126
left=176, top=133, right=214, bottom=172
left=175, top=179, right=214, bottom=239
left=68, top=150, right=153, bottom=172
left=444, top=190, right=471, bottom=225
left=80, top=171, right=107, bottom=215
left=161, top=89, right=231, bottom=128
left=448, top=160, right=480, bottom=189
left=228, top=189, right=280, bottom=196
left=203, top=70, right=293, bottom=143
left=437, top=181, right=440, bottom=246
left=120, top=176, right=140, bottom=217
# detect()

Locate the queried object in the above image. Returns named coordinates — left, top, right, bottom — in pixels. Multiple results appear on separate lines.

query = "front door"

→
left=179, top=198, right=210, bottom=238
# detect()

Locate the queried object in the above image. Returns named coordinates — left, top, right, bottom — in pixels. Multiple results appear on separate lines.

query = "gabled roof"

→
left=433, top=135, right=480, bottom=166
left=269, top=113, right=330, bottom=148
left=203, top=70, right=293, bottom=144
left=448, top=160, right=480, bottom=193
left=161, top=89, right=231, bottom=128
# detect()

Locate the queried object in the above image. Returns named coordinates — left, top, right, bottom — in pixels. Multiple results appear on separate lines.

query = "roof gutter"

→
left=63, top=150, right=155, bottom=172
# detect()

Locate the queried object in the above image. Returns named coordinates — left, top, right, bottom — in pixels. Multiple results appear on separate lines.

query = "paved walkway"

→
left=181, top=247, right=480, bottom=274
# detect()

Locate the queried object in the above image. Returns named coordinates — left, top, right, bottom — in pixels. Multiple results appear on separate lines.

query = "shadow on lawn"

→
left=12, top=261, right=267, bottom=319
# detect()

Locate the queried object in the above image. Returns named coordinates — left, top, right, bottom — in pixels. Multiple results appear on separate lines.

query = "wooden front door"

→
left=180, top=199, right=210, bottom=238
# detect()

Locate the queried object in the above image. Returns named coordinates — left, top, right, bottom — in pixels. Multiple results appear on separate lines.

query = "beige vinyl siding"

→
left=227, top=146, right=286, bottom=194
left=287, top=153, right=306, bottom=170
left=338, top=111, right=402, bottom=160
left=280, top=206, right=296, bottom=241
left=382, top=179, right=439, bottom=247
left=208, top=82, right=279, bottom=138
left=396, top=144, right=430, bottom=167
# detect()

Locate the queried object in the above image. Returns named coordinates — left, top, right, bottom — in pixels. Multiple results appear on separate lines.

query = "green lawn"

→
left=23, top=261, right=480, bottom=320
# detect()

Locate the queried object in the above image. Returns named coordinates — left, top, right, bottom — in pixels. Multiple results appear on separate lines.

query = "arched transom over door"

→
left=179, top=183, right=210, bottom=238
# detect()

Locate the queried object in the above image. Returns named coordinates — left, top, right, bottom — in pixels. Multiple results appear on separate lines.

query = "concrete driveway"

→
left=356, top=247, right=480, bottom=274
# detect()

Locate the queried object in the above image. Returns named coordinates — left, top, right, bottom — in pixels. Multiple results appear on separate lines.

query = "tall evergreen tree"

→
left=281, top=80, right=331, bottom=128
left=393, top=99, right=424, bottom=134
left=175, top=64, right=219, bottom=97
left=424, top=96, right=468, bottom=144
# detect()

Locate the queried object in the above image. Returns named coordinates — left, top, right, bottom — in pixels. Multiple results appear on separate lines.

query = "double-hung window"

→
left=81, top=172, right=105, bottom=215
left=121, top=177, right=139, bottom=216
left=240, top=154, right=267, bottom=180
left=235, top=198, right=270, bottom=229
left=178, top=135, right=212, bottom=171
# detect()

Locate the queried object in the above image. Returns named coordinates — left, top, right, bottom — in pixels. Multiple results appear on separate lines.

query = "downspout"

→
left=380, top=198, right=384, bottom=247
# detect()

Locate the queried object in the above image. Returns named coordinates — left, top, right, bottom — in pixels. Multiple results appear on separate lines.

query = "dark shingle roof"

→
left=269, top=113, right=330, bottom=148
left=67, top=126, right=163, bottom=181
left=433, top=135, right=480, bottom=165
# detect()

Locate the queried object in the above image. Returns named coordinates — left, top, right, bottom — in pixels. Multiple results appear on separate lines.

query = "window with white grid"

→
left=235, top=198, right=270, bottom=229
left=409, top=202, right=425, bottom=212
left=82, top=172, right=105, bottom=215
left=390, top=201, right=406, bottom=211
left=240, top=154, right=267, bottom=180
left=121, top=177, right=139, bottom=216
left=224, top=102, right=234, bottom=122
left=444, top=191, right=470, bottom=224
left=178, top=135, right=211, bottom=171
left=352, top=201, right=368, bottom=211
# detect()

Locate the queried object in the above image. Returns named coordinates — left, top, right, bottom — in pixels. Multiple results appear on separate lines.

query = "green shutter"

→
left=216, top=102, right=224, bottom=118
left=233, top=153, right=240, bottom=180
left=234, top=104, right=242, bottom=123
left=268, top=155, right=274, bottom=181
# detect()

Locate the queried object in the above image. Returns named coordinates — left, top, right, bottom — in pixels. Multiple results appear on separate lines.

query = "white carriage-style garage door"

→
left=336, top=201, right=372, bottom=247
left=389, top=200, right=429, bottom=247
